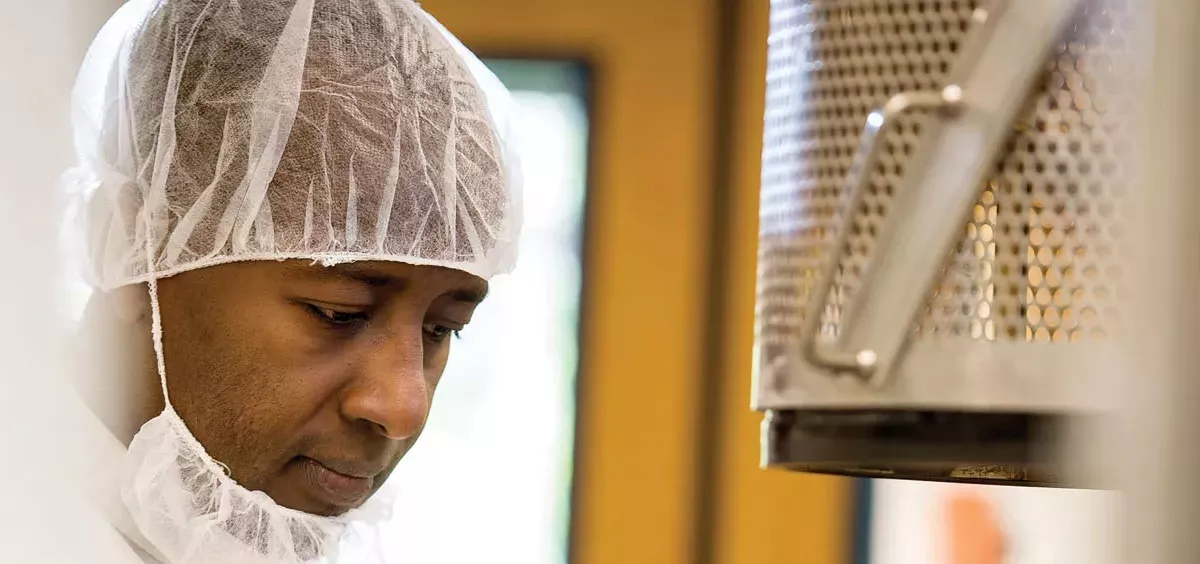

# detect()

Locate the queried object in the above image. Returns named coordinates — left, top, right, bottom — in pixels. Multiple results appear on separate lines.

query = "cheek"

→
left=162, top=305, right=351, bottom=484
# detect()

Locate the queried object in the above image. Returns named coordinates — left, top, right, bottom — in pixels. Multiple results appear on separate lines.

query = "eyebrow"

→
left=449, top=287, right=488, bottom=304
left=321, top=264, right=489, bottom=304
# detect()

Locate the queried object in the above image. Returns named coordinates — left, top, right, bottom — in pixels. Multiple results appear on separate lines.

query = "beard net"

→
left=67, top=0, right=523, bottom=562
left=122, top=403, right=388, bottom=564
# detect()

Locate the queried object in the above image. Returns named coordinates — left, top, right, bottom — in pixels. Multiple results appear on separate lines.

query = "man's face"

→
left=137, top=259, right=486, bottom=516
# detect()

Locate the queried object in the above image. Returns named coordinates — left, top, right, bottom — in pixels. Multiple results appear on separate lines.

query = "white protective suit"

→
left=65, top=0, right=522, bottom=562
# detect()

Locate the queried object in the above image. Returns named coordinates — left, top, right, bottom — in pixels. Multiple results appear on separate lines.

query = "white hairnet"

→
left=66, top=0, right=522, bottom=562
left=69, top=0, right=522, bottom=291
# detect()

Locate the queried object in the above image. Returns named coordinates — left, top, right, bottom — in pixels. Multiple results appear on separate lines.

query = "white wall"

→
left=0, top=2, right=135, bottom=562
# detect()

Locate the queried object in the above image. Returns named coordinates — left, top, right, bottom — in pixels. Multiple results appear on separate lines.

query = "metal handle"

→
left=800, top=0, right=1085, bottom=387
left=800, top=88, right=965, bottom=376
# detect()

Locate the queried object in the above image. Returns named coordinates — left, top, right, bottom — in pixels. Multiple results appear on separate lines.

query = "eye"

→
left=423, top=323, right=461, bottom=343
left=306, top=304, right=368, bottom=327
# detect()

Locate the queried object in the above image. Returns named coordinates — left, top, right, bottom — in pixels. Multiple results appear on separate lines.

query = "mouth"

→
left=298, top=456, right=375, bottom=510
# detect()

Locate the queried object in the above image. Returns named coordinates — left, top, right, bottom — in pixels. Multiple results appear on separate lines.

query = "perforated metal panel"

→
left=754, top=0, right=1140, bottom=484
left=759, top=0, right=981, bottom=348
left=757, top=0, right=1134, bottom=387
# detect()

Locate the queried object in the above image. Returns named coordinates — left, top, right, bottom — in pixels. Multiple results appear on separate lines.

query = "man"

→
left=67, top=0, right=521, bottom=562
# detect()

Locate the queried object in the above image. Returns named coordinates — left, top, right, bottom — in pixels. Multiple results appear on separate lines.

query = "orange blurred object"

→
left=945, top=491, right=1005, bottom=564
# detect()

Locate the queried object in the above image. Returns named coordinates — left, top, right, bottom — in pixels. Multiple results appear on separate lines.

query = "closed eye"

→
left=424, top=323, right=462, bottom=343
left=306, top=304, right=368, bottom=327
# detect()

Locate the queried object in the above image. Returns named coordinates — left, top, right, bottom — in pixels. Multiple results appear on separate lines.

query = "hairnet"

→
left=68, top=0, right=522, bottom=291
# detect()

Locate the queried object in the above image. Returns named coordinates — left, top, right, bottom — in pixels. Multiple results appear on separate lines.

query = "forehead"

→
left=165, top=259, right=488, bottom=300
left=288, top=260, right=488, bottom=298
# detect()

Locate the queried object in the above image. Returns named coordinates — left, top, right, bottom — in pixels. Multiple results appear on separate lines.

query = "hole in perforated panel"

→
left=1045, top=266, right=1062, bottom=286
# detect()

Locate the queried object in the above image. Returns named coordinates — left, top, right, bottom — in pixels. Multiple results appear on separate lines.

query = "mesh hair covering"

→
left=69, top=0, right=522, bottom=291
left=67, top=0, right=522, bottom=562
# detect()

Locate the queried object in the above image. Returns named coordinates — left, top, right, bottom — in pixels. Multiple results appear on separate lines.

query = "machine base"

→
left=762, top=409, right=1071, bottom=486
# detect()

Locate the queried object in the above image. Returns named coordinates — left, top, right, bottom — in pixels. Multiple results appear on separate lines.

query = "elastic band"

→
left=141, top=174, right=170, bottom=406
left=146, top=274, right=170, bottom=406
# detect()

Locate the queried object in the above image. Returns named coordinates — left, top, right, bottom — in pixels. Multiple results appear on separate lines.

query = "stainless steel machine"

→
left=754, top=2, right=1200, bottom=557
left=753, top=0, right=1143, bottom=486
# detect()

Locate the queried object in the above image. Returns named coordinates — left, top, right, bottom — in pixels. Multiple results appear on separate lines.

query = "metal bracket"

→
left=799, top=0, right=1085, bottom=388
left=801, top=87, right=967, bottom=383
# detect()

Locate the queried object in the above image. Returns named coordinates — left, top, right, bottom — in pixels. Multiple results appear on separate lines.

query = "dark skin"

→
left=83, top=259, right=486, bottom=517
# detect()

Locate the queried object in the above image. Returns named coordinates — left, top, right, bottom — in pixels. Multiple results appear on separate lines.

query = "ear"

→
left=109, top=284, right=150, bottom=325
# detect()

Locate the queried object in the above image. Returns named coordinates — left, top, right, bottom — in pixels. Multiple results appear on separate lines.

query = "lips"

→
left=300, top=457, right=375, bottom=509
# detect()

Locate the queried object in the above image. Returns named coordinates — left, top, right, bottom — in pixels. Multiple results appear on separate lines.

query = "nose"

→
left=339, top=328, right=430, bottom=441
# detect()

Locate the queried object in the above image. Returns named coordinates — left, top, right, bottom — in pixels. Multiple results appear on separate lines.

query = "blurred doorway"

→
left=379, top=59, right=591, bottom=564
